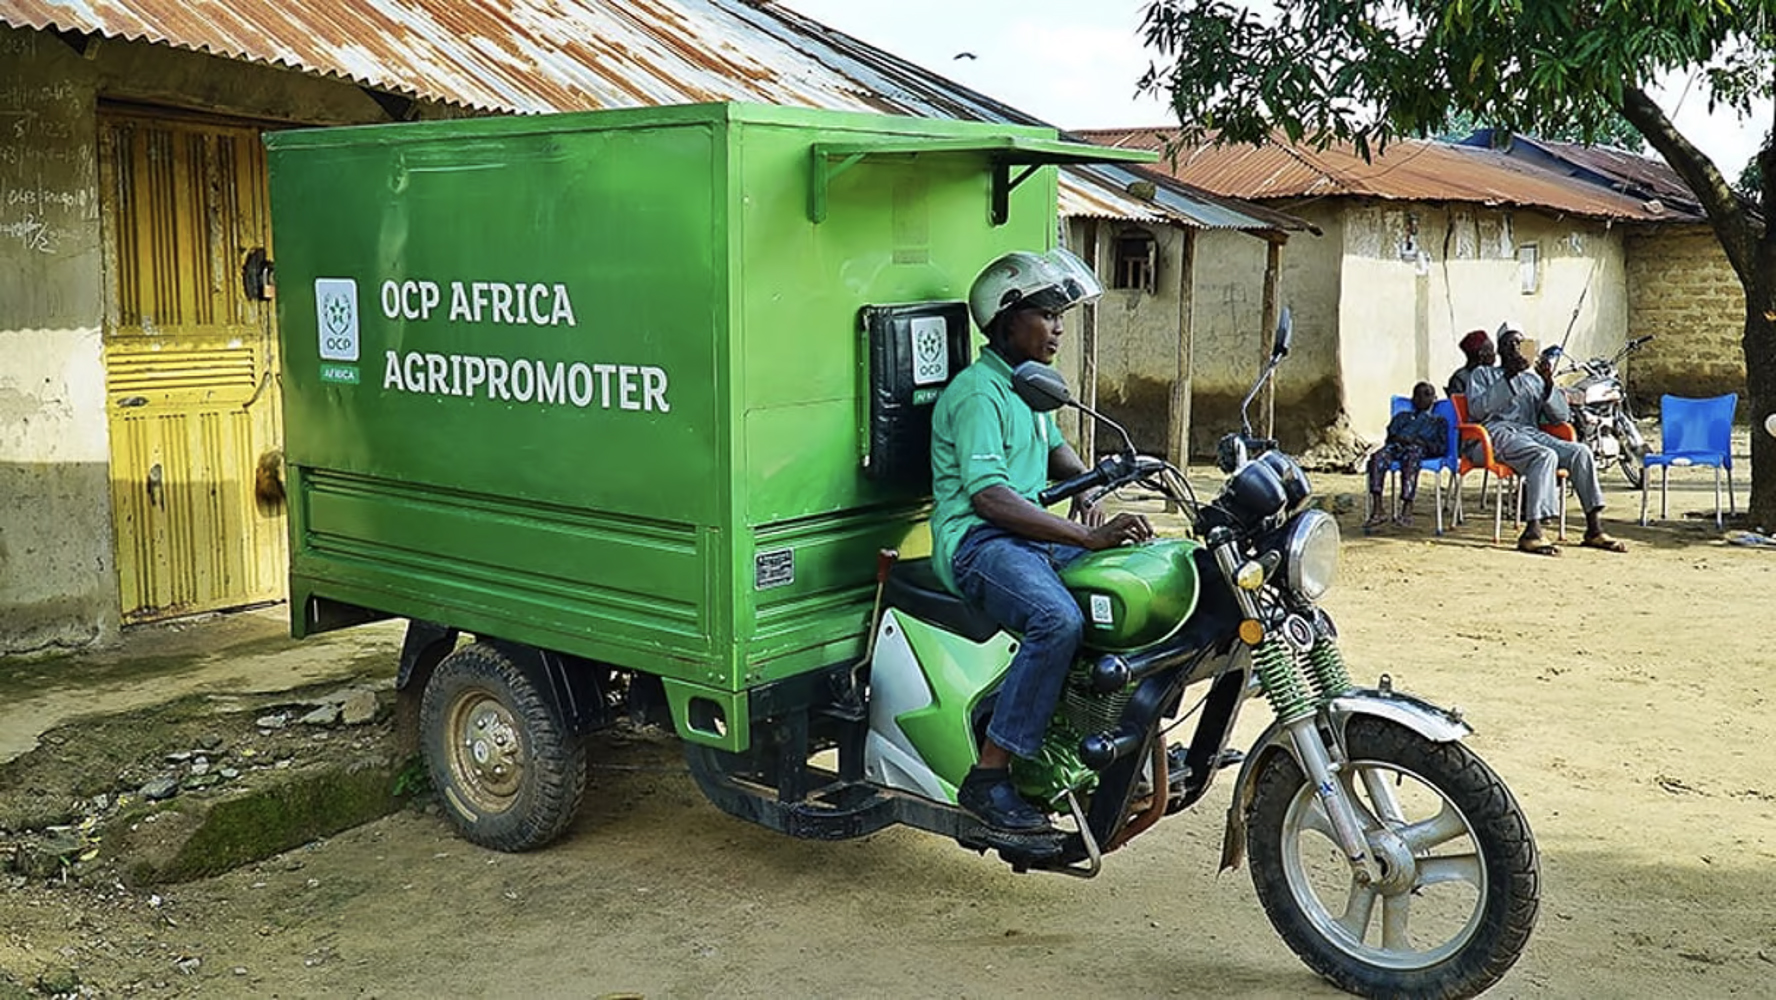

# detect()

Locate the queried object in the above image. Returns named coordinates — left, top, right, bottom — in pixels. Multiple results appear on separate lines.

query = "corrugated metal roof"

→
left=0, top=0, right=1300, bottom=232
left=1077, top=127, right=1679, bottom=222
left=1066, top=161, right=1310, bottom=233
left=3, top=0, right=891, bottom=114
left=1457, top=129, right=1707, bottom=221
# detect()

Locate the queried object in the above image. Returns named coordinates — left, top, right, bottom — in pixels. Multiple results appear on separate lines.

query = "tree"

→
left=1140, top=1, right=1776, bottom=523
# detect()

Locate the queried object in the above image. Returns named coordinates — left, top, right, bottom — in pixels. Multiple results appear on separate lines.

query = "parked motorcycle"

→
left=688, top=311, right=1540, bottom=998
left=1556, top=336, right=1652, bottom=488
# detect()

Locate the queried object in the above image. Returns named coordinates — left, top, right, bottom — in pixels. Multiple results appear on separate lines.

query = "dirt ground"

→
left=3, top=468, right=1775, bottom=998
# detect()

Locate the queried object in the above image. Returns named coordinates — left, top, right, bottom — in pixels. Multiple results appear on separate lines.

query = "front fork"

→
left=1214, top=539, right=1380, bottom=884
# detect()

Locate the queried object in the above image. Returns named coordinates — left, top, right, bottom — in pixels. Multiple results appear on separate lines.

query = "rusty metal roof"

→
left=1061, top=161, right=1311, bottom=233
left=1076, top=127, right=1682, bottom=223
left=1456, top=129, right=1707, bottom=221
left=1, top=1, right=1301, bottom=232
left=3, top=0, right=901, bottom=114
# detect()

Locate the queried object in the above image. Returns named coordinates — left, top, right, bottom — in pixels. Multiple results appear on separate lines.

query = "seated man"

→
left=930, top=248, right=1154, bottom=835
left=1467, top=330, right=1627, bottom=555
left=1446, top=329, right=1496, bottom=398
left=1364, top=381, right=1447, bottom=529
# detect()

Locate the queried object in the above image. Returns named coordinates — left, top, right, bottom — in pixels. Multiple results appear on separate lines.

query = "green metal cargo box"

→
left=267, top=103, right=1144, bottom=747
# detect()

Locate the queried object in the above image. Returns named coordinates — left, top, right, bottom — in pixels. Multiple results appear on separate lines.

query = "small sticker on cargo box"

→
left=315, top=277, right=360, bottom=362
left=1089, top=593, right=1114, bottom=627
left=755, top=549, right=795, bottom=590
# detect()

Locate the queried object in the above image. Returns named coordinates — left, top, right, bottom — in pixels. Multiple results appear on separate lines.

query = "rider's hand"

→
left=1084, top=511, right=1153, bottom=550
left=1070, top=493, right=1107, bottom=528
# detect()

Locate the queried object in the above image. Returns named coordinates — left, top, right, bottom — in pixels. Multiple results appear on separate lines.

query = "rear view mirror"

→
left=1011, top=361, right=1073, bottom=413
left=1272, top=307, right=1293, bottom=360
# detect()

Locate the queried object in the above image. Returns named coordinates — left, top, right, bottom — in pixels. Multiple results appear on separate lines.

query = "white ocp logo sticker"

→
left=315, top=278, right=360, bottom=362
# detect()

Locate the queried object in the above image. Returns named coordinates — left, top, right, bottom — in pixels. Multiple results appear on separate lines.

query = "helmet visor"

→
left=1011, top=248, right=1104, bottom=315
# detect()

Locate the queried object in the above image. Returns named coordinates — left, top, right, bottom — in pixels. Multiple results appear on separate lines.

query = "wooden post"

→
left=1261, top=238, right=1281, bottom=440
left=1167, top=227, right=1198, bottom=510
left=1079, top=219, right=1101, bottom=465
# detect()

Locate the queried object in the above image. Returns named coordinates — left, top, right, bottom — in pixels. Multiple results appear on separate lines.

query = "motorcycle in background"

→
left=1555, top=335, right=1652, bottom=488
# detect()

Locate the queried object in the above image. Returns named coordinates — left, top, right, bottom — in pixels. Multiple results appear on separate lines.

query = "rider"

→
left=930, top=248, right=1154, bottom=835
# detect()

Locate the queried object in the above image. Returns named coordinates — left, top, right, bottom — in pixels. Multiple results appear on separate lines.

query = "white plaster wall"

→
left=1336, top=201, right=1627, bottom=443
left=1067, top=216, right=1343, bottom=457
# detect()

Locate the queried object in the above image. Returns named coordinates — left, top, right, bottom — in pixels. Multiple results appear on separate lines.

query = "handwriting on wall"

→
left=0, top=71, right=96, bottom=257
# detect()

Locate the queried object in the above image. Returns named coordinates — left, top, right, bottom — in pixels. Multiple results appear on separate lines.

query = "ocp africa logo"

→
left=315, top=278, right=360, bottom=363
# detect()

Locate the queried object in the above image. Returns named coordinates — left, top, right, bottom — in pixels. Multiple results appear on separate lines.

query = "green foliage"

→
left=1739, top=155, right=1765, bottom=199
left=1138, top=1, right=1774, bottom=158
left=393, top=753, right=432, bottom=798
left=1440, top=111, right=1647, bottom=153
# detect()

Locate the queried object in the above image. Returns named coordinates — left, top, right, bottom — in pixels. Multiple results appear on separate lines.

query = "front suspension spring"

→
left=1306, top=636, right=1355, bottom=704
left=1252, top=635, right=1315, bottom=725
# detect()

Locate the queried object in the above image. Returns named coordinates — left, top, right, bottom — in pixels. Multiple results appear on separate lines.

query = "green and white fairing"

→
left=863, top=538, right=1203, bottom=803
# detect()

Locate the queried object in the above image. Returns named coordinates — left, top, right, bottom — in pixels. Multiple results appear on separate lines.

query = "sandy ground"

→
left=3, top=466, right=1775, bottom=998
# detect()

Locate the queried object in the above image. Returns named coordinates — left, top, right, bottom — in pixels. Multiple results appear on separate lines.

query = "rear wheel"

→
left=420, top=642, right=587, bottom=851
left=1246, top=718, right=1539, bottom=999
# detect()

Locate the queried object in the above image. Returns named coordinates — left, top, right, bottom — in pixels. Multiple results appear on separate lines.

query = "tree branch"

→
left=1618, top=85, right=1756, bottom=283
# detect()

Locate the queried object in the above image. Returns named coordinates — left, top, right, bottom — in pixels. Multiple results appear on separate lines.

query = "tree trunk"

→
left=1744, top=242, right=1776, bottom=529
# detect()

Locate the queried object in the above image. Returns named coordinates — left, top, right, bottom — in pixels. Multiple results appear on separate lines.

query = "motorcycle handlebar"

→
left=1041, top=455, right=1128, bottom=508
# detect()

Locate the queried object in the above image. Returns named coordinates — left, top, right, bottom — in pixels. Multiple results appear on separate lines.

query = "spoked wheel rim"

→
left=443, top=688, right=527, bottom=814
left=1278, top=758, right=1488, bottom=970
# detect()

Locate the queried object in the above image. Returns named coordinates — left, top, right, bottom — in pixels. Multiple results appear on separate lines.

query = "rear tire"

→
left=420, top=642, right=587, bottom=851
left=1246, top=718, right=1539, bottom=999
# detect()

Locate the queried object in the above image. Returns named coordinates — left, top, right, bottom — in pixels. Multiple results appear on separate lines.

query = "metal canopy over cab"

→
left=808, top=134, right=1156, bottom=223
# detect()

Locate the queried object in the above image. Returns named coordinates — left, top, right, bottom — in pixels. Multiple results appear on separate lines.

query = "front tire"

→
left=1246, top=718, right=1539, bottom=999
left=420, top=642, right=588, bottom=852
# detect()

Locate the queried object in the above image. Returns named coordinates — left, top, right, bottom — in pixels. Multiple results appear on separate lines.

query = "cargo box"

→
left=267, top=102, right=1144, bottom=749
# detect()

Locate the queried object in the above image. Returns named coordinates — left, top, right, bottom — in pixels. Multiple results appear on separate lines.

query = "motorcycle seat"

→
left=882, top=558, right=1004, bottom=644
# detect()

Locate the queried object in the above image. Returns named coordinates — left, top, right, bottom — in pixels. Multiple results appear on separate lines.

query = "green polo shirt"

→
left=929, top=349, right=1063, bottom=594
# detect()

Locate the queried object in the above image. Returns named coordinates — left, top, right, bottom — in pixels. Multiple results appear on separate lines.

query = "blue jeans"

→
left=952, top=525, right=1088, bottom=759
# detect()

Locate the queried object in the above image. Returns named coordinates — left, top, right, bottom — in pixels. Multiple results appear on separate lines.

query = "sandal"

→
left=1516, top=537, right=1560, bottom=556
left=1581, top=533, right=1629, bottom=553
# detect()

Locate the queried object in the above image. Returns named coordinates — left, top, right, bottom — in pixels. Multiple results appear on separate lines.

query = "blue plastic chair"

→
left=1640, top=393, right=1737, bottom=528
left=1371, top=396, right=1459, bottom=535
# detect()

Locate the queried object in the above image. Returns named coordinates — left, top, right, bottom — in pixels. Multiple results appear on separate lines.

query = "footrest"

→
left=956, top=824, right=1068, bottom=864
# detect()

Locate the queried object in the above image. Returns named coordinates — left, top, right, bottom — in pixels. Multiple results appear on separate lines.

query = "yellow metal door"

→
left=100, top=110, right=285, bottom=623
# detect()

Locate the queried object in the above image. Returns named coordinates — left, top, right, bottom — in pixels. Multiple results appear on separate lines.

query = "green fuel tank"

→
left=1060, top=539, right=1202, bottom=652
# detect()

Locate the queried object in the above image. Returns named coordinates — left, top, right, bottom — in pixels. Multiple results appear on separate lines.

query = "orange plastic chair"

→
left=1450, top=394, right=1574, bottom=543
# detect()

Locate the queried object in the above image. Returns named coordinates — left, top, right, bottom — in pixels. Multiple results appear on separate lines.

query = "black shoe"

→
left=957, top=767, right=1052, bottom=833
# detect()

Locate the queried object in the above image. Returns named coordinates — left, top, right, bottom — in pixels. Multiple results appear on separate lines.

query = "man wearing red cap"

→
left=1447, top=329, right=1496, bottom=398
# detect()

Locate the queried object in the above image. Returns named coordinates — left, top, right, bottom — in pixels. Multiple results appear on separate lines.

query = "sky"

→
left=778, top=0, right=1771, bottom=177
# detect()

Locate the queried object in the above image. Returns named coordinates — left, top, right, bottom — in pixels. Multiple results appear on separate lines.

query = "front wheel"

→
left=420, top=642, right=588, bottom=852
left=1246, top=718, right=1539, bottom=999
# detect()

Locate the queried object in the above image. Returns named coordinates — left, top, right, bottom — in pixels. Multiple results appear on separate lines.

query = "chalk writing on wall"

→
left=0, top=75, right=96, bottom=257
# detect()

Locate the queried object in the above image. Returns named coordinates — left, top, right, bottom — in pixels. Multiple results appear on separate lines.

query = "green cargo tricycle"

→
left=266, top=103, right=1537, bottom=999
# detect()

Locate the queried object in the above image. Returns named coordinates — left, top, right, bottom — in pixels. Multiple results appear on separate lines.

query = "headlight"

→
left=1283, top=509, right=1340, bottom=600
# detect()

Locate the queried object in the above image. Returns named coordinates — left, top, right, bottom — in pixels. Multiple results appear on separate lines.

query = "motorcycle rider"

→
left=1467, top=329, right=1628, bottom=555
left=930, top=248, right=1154, bottom=834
